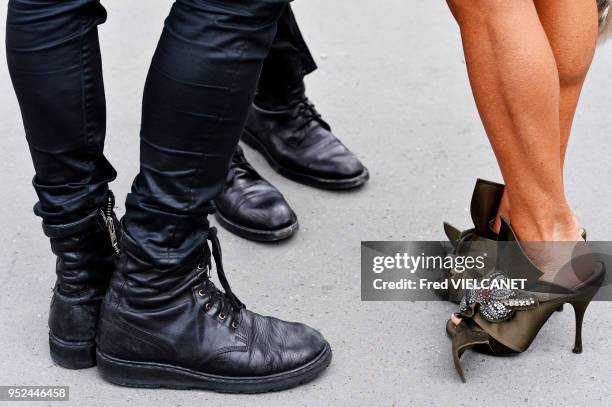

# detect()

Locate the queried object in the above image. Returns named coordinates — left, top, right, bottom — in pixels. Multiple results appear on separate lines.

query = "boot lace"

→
left=196, top=227, right=245, bottom=328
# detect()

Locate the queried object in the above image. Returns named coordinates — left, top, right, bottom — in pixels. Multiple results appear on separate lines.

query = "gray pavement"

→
left=1, top=1, right=612, bottom=406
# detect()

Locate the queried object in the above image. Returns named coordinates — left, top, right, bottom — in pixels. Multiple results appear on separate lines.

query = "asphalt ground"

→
left=1, top=1, right=612, bottom=406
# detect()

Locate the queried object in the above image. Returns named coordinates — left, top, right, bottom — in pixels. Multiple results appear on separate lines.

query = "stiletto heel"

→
left=569, top=301, right=590, bottom=354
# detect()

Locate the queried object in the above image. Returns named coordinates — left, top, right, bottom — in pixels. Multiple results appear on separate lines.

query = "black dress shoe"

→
left=43, top=191, right=119, bottom=369
left=242, top=94, right=369, bottom=190
left=96, top=227, right=332, bottom=393
left=214, top=146, right=298, bottom=242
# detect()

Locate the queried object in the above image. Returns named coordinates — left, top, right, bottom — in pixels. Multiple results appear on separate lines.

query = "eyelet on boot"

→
left=204, top=303, right=211, bottom=311
left=218, top=313, right=226, bottom=320
left=231, top=321, right=239, bottom=329
left=197, top=263, right=211, bottom=278
left=198, top=289, right=205, bottom=297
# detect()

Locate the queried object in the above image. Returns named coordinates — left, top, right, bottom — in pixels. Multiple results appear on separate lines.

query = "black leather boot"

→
left=44, top=192, right=120, bottom=369
left=243, top=85, right=369, bottom=190
left=214, top=146, right=298, bottom=242
left=96, top=227, right=332, bottom=393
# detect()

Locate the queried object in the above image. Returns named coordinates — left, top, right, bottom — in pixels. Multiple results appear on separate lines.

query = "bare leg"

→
left=492, top=0, right=598, bottom=233
left=447, top=0, right=583, bottom=242
left=535, top=0, right=598, bottom=171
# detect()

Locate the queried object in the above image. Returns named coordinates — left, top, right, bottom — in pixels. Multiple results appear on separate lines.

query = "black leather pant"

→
left=258, top=6, right=317, bottom=102
left=6, top=0, right=296, bottom=268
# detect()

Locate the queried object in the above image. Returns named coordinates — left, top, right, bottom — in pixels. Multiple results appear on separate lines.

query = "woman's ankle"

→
left=508, top=205, right=589, bottom=286
left=510, top=205, right=582, bottom=242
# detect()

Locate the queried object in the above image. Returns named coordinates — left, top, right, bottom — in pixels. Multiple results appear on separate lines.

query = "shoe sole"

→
left=96, top=342, right=332, bottom=393
left=242, top=129, right=370, bottom=190
left=214, top=210, right=299, bottom=242
left=49, top=332, right=97, bottom=369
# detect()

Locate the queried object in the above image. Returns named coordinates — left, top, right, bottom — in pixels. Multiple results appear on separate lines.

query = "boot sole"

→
left=242, top=130, right=370, bottom=190
left=96, top=342, right=332, bottom=393
left=214, top=210, right=299, bottom=242
left=49, top=332, right=97, bottom=369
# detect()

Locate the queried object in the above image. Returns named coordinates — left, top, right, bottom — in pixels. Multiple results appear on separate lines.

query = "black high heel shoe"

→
left=448, top=219, right=605, bottom=382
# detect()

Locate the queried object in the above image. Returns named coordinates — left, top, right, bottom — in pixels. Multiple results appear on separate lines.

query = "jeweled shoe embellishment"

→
left=459, top=271, right=538, bottom=322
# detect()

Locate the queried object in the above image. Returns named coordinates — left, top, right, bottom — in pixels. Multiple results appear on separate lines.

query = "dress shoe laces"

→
left=197, top=227, right=245, bottom=328
left=295, top=97, right=327, bottom=131
left=229, top=148, right=258, bottom=180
